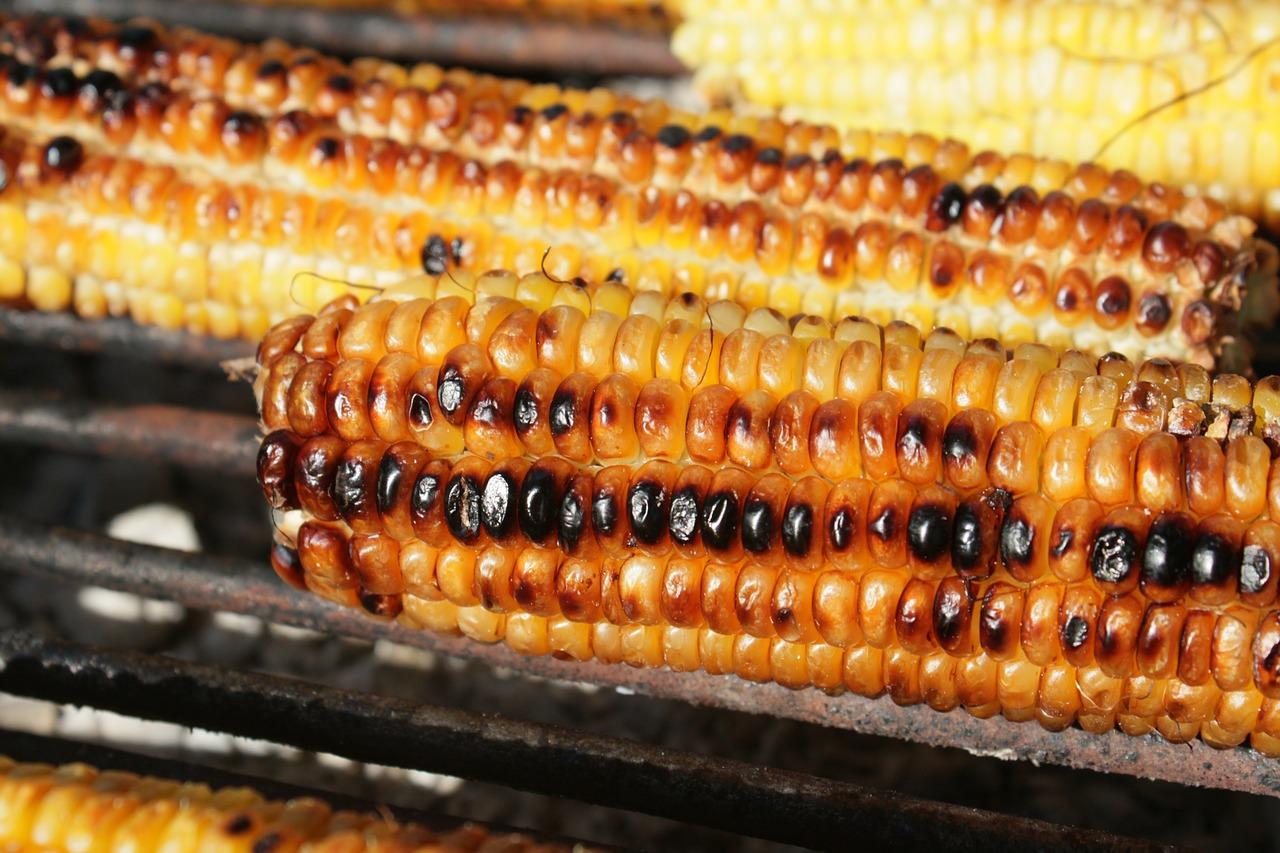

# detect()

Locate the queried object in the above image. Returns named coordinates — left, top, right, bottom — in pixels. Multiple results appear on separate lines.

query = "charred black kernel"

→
left=314, top=136, right=341, bottom=159
left=105, top=88, right=133, bottom=115
left=258, top=59, right=287, bottom=78
left=481, top=471, right=518, bottom=539
left=375, top=453, right=401, bottom=515
left=1091, top=526, right=1138, bottom=584
left=702, top=491, right=739, bottom=551
left=966, top=184, right=1002, bottom=216
left=44, top=136, right=83, bottom=174
left=449, top=236, right=466, bottom=266
left=951, top=502, right=985, bottom=572
left=980, top=602, right=1007, bottom=652
left=1191, top=532, right=1238, bottom=587
left=6, top=61, right=37, bottom=87
left=606, top=267, right=626, bottom=283
left=785, top=153, right=814, bottom=170
left=116, top=24, right=158, bottom=54
left=470, top=387, right=504, bottom=427
left=421, top=233, right=448, bottom=275
left=1062, top=616, right=1089, bottom=650
left=742, top=495, right=774, bottom=553
left=829, top=507, right=854, bottom=551
left=1000, top=515, right=1034, bottom=569
left=558, top=490, right=586, bottom=551
left=1142, top=514, right=1193, bottom=589
left=511, top=105, right=534, bottom=125
left=518, top=467, right=559, bottom=542
left=782, top=503, right=813, bottom=557
left=540, top=103, right=568, bottom=120
left=1241, top=545, right=1272, bottom=595
left=444, top=473, right=482, bottom=543
left=549, top=386, right=577, bottom=436
left=656, top=124, right=692, bottom=148
left=436, top=366, right=466, bottom=420
left=253, top=832, right=283, bottom=853
left=757, top=147, right=783, bottom=165
left=1050, top=527, right=1073, bottom=559
left=512, top=385, right=540, bottom=435
left=869, top=506, right=896, bottom=543
left=80, top=69, right=123, bottom=106
left=898, top=412, right=930, bottom=462
left=360, top=592, right=400, bottom=618
left=410, top=470, right=442, bottom=517
left=934, top=589, right=965, bottom=645
left=408, top=392, right=433, bottom=427
left=941, top=419, right=979, bottom=468
left=332, top=457, right=367, bottom=518
left=592, top=487, right=619, bottom=535
left=326, top=73, right=355, bottom=93
left=987, top=487, right=1013, bottom=514
left=225, top=110, right=261, bottom=136
left=40, top=66, right=77, bottom=98
left=669, top=486, right=700, bottom=546
left=721, top=133, right=753, bottom=153
left=224, top=814, right=253, bottom=835
left=628, top=480, right=668, bottom=545
left=694, top=125, right=722, bottom=143
left=909, top=504, right=951, bottom=563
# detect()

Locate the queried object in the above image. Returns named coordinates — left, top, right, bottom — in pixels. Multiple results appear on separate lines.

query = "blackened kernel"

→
left=1091, top=526, right=1138, bottom=584
left=408, top=392, right=433, bottom=427
left=785, top=153, right=813, bottom=170
left=540, top=103, right=568, bottom=121
left=1191, top=532, right=1238, bottom=587
left=828, top=507, right=854, bottom=551
left=656, top=124, right=692, bottom=148
left=258, top=59, right=287, bottom=78
left=980, top=600, right=1008, bottom=652
left=436, top=370, right=467, bottom=419
left=1142, top=514, right=1193, bottom=588
left=548, top=387, right=577, bottom=436
left=313, top=136, right=341, bottom=159
left=450, top=236, right=465, bottom=266
left=782, top=502, right=814, bottom=557
left=558, top=491, right=586, bottom=550
left=721, top=133, right=753, bottom=154
left=1136, top=292, right=1172, bottom=333
left=332, top=458, right=367, bottom=518
left=1050, top=527, right=1073, bottom=559
left=40, top=66, right=77, bottom=98
left=934, top=590, right=965, bottom=645
left=742, top=495, right=774, bottom=553
left=410, top=470, right=442, bottom=517
left=512, top=385, right=539, bottom=433
left=869, top=505, right=896, bottom=543
left=421, top=233, right=448, bottom=275
left=694, top=125, right=722, bottom=143
left=987, top=487, right=1014, bottom=514
left=224, top=814, right=253, bottom=835
left=375, top=453, right=401, bottom=515
left=360, top=591, right=401, bottom=617
left=908, top=504, right=950, bottom=562
left=627, top=480, right=668, bottom=545
left=702, top=491, right=739, bottom=551
left=326, top=73, right=355, bottom=93
left=115, top=24, right=158, bottom=54
left=942, top=419, right=979, bottom=467
left=1063, top=615, right=1090, bottom=650
left=519, top=468, right=559, bottom=542
left=80, top=68, right=123, bottom=103
left=1242, top=545, right=1272, bottom=595
left=951, top=502, right=984, bottom=570
left=592, top=488, right=619, bottom=536
left=481, top=471, right=518, bottom=538
left=757, top=147, right=783, bottom=165
left=606, top=267, right=626, bottom=283
left=444, top=473, right=482, bottom=543
left=1000, top=515, right=1034, bottom=568
left=668, top=486, right=701, bottom=545
left=253, top=832, right=283, bottom=853
left=926, top=182, right=966, bottom=232
left=44, top=136, right=83, bottom=173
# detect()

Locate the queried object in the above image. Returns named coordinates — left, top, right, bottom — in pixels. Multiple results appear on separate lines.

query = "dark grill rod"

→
left=8, top=0, right=687, bottom=77
left=3, top=515, right=1280, bottom=802
left=0, top=390, right=260, bottom=474
left=0, top=308, right=254, bottom=370
left=0, top=630, right=1176, bottom=853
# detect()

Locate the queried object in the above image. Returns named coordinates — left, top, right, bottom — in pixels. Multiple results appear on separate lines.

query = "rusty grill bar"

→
left=7, top=0, right=687, bottom=76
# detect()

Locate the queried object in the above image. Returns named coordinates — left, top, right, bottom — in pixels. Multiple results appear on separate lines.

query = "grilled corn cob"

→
left=671, top=0, right=1280, bottom=231
left=254, top=283, right=1280, bottom=752
left=0, top=757, right=588, bottom=852
left=0, top=14, right=1274, bottom=367
left=218, top=0, right=679, bottom=29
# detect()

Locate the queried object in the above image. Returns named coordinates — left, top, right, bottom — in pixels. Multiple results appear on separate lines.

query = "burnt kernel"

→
left=669, top=485, right=701, bottom=546
left=115, top=24, right=159, bottom=54
left=702, top=491, right=739, bottom=551
left=782, top=502, right=814, bottom=557
left=606, top=267, right=626, bottom=283
left=549, top=386, right=577, bottom=436
left=627, top=479, right=668, bottom=545
left=941, top=419, right=979, bottom=468
left=908, top=504, right=950, bottom=562
left=1191, top=532, right=1238, bottom=587
left=950, top=501, right=985, bottom=572
left=444, top=473, right=482, bottom=543
left=869, top=505, right=896, bottom=543
left=540, top=103, right=568, bottom=121
left=785, top=153, right=814, bottom=170
left=408, top=392, right=433, bottom=427
left=326, top=73, right=355, bottom=93
left=519, top=467, right=559, bottom=542
left=1050, top=527, right=1072, bottom=559
left=512, top=384, right=539, bottom=433
left=829, top=506, right=854, bottom=551
left=1000, top=515, right=1034, bottom=568
left=1062, top=615, right=1090, bottom=650
left=253, top=832, right=283, bottom=853
left=224, top=814, right=253, bottom=835
left=721, top=133, right=753, bottom=153
left=360, top=591, right=402, bottom=618
left=258, top=59, right=287, bottom=78
left=1136, top=291, right=1173, bottom=335
left=656, top=124, right=692, bottom=148
left=742, top=495, right=775, bottom=553
left=694, top=125, right=722, bottom=143
left=1142, top=512, right=1194, bottom=590
left=481, top=471, right=518, bottom=539
left=313, top=136, right=341, bottom=159
left=375, top=452, right=402, bottom=515
left=1242, top=545, right=1273, bottom=595
left=757, top=146, right=783, bottom=165
left=559, top=490, right=586, bottom=550
left=1091, top=526, right=1138, bottom=584
left=80, top=68, right=123, bottom=105
left=933, top=585, right=966, bottom=646
left=40, top=66, right=77, bottom=98
left=332, top=457, right=367, bottom=518
left=44, top=136, right=83, bottom=173
left=926, top=182, right=966, bottom=232
left=421, top=233, right=448, bottom=275
left=592, top=488, right=620, bottom=535
left=437, top=372, right=466, bottom=419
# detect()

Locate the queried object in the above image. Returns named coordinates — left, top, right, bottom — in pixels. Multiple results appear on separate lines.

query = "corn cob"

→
left=671, top=0, right=1280, bottom=232
left=216, top=0, right=680, bottom=29
left=254, top=285, right=1280, bottom=752
left=0, top=757, right=588, bottom=852
left=0, top=15, right=1274, bottom=366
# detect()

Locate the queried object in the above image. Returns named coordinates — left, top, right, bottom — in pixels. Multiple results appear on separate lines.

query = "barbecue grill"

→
left=2, top=2, right=1280, bottom=850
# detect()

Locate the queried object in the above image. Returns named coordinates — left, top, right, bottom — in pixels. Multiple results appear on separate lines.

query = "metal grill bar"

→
left=8, top=0, right=686, bottom=76
left=0, top=630, right=1177, bottom=853
left=2, top=514, right=1278, bottom=802
left=0, top=308, right=254, bottom=371
left=0, top=390, right=260, bottom=473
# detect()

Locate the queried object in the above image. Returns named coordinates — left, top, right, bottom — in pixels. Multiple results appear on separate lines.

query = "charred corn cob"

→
left=0, top=757, right=589, bottom=852
left=218, top=0, right=679, bottom=29
left=253, top=282, right=1280, bottom=753
left=672, top=0, right=1280, bottom=232
left=0, top=14, right=1274, bottom=367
